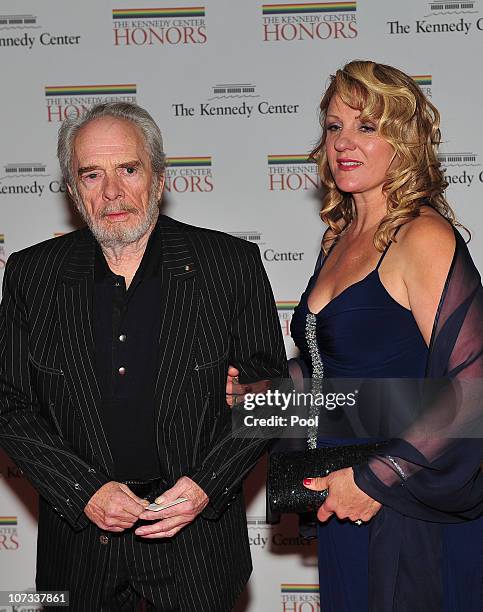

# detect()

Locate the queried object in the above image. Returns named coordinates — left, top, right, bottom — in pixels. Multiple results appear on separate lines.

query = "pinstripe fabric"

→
left=100, top=530, right=178, bottom=611
left=0, top=215, right=288, bottom=611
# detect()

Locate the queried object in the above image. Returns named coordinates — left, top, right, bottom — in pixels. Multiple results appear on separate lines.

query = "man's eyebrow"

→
left=117, top=160, right=142, bottom=169
left=78, top=165, right=102, bottom=176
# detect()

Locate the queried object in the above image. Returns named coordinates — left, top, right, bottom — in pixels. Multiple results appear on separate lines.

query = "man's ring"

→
left=354, top=519, right=363, bottom=526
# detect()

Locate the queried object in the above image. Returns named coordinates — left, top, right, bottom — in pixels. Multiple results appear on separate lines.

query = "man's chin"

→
left=90, top=219, right=153, bottom=247
left=78, top=200, right=159, bottom=248
left=91, top=221, right=143, bottom=246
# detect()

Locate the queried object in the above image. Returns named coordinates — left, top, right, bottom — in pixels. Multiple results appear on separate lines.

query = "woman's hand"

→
left=225, top=365, right=272, bottom=407
left=303, top=467, right=381, bottom=523
left=226, top=365, right=240, bottom=407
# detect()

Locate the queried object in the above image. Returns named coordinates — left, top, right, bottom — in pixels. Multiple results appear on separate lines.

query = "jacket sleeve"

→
left=189, top=243, right=288, bottom=518
left=0, top=253, right=110, bottom=531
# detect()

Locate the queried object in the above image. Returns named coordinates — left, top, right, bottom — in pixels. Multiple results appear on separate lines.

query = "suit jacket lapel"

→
left=154, top=217, right=200, bottom=441
left=56, top=229, right=114, bottom=474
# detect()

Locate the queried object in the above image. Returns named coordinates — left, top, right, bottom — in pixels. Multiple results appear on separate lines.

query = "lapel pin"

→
left=184, top=265, right=191, bottom=271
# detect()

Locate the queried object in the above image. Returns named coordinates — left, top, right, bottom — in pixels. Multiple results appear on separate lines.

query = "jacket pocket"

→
left=28, top=353, right=64, bottom=376
left=194, top=347, right=229, bottom=372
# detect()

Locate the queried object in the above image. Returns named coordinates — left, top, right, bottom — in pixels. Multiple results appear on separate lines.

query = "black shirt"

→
left=93, top=224, right=162, bottom=481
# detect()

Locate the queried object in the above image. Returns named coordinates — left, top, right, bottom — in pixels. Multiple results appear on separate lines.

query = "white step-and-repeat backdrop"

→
left=0, top=1, right=482, bottom=610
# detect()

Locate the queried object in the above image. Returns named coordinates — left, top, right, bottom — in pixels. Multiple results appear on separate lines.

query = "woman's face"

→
left=325, top=95, right=395, bottom=201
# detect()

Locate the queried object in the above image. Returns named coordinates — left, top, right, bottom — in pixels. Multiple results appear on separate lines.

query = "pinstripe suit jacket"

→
left=0, top=215, right=288, bottom=610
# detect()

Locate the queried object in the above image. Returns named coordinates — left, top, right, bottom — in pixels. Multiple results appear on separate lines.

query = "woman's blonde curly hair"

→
left=310, top=60, right=457, bottom=253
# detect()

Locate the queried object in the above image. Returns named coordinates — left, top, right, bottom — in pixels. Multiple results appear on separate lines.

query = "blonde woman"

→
left=229, top=61, right=483, bottom=611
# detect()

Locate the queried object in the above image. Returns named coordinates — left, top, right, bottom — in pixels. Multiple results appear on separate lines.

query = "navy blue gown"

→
left=290, top=241, right=483, bottom=611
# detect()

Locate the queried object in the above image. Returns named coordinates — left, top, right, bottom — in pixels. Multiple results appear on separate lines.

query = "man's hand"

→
left=135, top=476, right=209, bottom=538
left=84, top=481, right=149, bottom=532
left=303, top=467, right=381, bottom=524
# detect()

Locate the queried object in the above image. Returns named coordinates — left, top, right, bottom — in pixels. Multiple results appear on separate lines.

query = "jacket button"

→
left=74, top=483, right=81, bottom=490
left=99, top=535, right=109, bottom=545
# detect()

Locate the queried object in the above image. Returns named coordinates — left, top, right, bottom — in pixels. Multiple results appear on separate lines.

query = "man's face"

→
left=70, top=116, right=164, bottom=247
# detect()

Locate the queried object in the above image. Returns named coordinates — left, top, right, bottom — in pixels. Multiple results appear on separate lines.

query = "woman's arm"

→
left=399, top=211, right=455, bottom=346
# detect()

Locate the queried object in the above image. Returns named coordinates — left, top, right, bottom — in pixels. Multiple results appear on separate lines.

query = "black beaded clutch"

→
left=267, top=442, right=386, bottom=515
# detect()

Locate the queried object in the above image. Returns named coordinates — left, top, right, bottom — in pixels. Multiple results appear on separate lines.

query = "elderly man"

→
left=0, top=102, right=287, bottom=611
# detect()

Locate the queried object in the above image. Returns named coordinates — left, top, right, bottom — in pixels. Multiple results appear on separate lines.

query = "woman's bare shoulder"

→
left=397, top=207, right=455, bottom=265
left=395, top=208, right=456, bottom=343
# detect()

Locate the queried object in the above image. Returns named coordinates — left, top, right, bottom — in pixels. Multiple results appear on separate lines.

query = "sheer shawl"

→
left=353, top=227, right=483, bottom=610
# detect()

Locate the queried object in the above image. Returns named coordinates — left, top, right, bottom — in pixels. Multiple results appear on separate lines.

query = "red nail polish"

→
left=303, top=478, right=312, bottom=485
